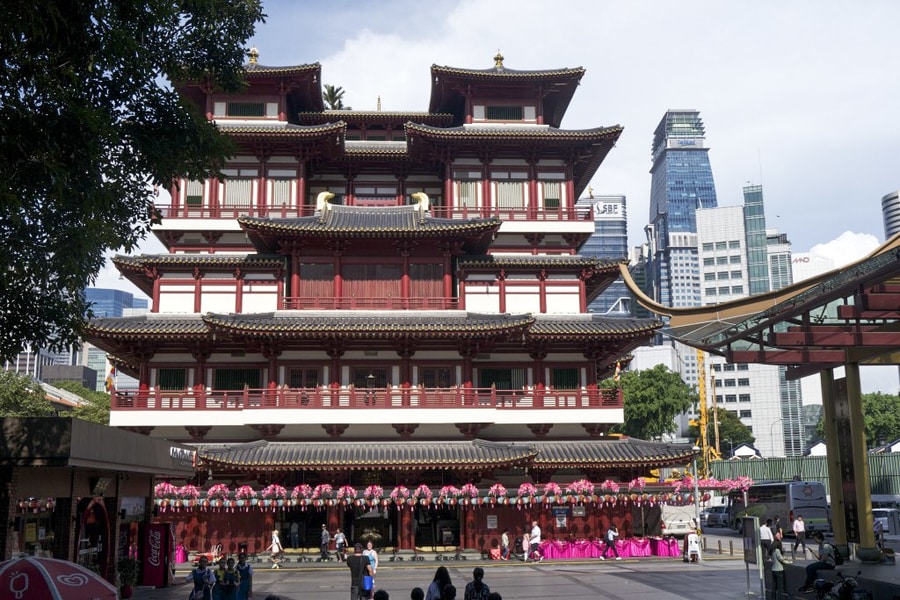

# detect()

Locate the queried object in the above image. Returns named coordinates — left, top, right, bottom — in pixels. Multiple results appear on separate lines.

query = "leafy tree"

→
left=688, top=407, right=755, bottom=457
left=323, top=84, right=352, bottom=110
left=0, top=0, right=265, bottom=362
left=53, top=380, right=110, bottom=425
left=815, top=392, right=900, bottom=448
left=0, top=370, right=56, bottom=417
left=610, top=364, right=695, bottom=440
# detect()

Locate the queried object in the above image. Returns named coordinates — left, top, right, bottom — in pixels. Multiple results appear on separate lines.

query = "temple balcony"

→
left=110, top=386, right=623, bottom=441
left=111, top=386, right=622, bottom=413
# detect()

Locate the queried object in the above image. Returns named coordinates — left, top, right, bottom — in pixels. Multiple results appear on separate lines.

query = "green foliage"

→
left=815, top=392, right=900, bottom=448
left=117, top=557, right=140, bottom=586
left=0, top=0, right=265, bottom=362
left=323, top=84, right=352, bottom=110
left=687, top=407, right=755, bottom=456
left=613, top=364, right=695, bottom=440
left=0, top=370, right=56, bottom=417
left=53, top=380, right=110, bottom=425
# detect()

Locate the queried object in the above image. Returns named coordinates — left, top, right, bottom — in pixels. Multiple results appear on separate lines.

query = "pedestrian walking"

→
left=347, top=542, right=374, bottom=600
left=500, top=529, right=510, bottom=560
left=321, top=524, right=332, bottom=561
left=759, top=519, right=774, bottom=559
left=267, top=529, right=284, bottom=569
left=791, top=515, right=807, bottom=558
left=599, top=524, right=620, bottom=560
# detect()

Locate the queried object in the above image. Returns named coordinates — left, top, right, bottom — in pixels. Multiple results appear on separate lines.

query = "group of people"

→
left=321, top=523, right=350, bottom=561
left=757, top=514, right=841, bottom=599
left=498, top=521, right=544, bottom=561
left=186, top=554, right=253, bottom=600
left=419, top=566, right=503, bottom=600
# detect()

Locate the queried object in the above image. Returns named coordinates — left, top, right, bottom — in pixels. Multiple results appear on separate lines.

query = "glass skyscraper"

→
left=646, top=110, right=718, bottom=308
left=84, top=288, right=148, bottom=318
left=577, top=194, right=632, bottom=315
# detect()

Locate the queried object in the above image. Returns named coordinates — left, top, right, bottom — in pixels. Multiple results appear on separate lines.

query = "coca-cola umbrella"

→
left=0, top=556, right=119, bottom=600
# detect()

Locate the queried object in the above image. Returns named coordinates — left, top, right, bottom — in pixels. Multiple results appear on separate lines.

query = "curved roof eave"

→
left=618, top=233, right=900, bottom=351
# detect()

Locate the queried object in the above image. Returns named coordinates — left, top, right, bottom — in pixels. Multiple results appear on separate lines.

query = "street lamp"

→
left=724, top=438, right=734, bottom=458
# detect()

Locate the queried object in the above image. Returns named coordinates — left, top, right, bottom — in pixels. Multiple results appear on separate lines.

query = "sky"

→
left=95, top=0, right=900, bottom=392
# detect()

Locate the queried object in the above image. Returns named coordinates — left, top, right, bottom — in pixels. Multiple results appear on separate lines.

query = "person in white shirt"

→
left=528, top=520, right=543, bottom=562
left=791, top=515, right=807, bottom=558
left=759, top=519, right=774, bottom=558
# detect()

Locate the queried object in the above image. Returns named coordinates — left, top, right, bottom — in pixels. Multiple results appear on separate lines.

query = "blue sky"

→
left=99, top=0, right=900, bottom=392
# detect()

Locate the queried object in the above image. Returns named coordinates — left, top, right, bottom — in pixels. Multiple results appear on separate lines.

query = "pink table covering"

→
left=537, top=537, right=678, bottom=560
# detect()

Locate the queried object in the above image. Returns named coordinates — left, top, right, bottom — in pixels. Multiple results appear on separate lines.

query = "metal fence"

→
left=708, top=453, right=900, bottom=495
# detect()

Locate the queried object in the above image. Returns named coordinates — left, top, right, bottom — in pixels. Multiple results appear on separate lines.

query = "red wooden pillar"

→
left=290, top=252, right=300, bottom=307
left=464, top=507, right=477, bottom=550
left=498, top=272, right=506, bottom=314
left=442, top=251, right=453, bottom=307
left=235, top=271, right=244, bottom=313
left=257, top=164, right=267, bottom=216
left=481, top=163, right=491, bottom=218
left=444, top=162, right=453, bottom=215
left=401, top=249, right=410, bottom=308
left=151, top=269, right=161, bottom=313
left=538, top=270, right=547, bottom=314
left=193, top=267, right=202, bottom=313
left=333, top=253, right=343, bottom=300
left=400, top=507, right=414, bottom=550
left=297, top=162, right=307, bottom=214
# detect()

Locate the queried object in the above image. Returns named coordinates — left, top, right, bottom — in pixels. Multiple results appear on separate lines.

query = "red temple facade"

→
left=83, top=51, right=693, bottom=556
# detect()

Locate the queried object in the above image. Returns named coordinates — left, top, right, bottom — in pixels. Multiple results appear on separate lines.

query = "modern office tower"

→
left=743, top=185, right=770, bottom=295
left=2, top=346, right=55, bottom=379
left=882, top=191, right=900, bottom=239
left=577, top=194, right=632, bottom=315
left=84, top=288, right=149, bottom=318
left=694, top=185, right=804, bottom=457
left=646, top=110, right=718, bottom=308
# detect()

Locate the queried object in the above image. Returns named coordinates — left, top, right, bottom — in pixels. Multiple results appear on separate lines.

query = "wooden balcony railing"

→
left=111, top=386, right=622, bottom=411
left=283, top=297, right=459, bottom=310
left=154, top=204, right=593, bottom=222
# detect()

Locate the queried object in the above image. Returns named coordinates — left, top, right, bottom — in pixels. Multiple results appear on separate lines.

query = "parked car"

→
left=701, top=505, right=729, bottom=528
left=662, top=505, right=698, bottom=538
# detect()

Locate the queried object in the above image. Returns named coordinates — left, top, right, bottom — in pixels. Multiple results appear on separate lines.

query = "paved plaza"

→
left=137, top=555, right=769, bottom=600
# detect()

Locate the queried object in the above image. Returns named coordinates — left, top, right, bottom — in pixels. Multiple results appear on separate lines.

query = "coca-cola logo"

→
left=148, top=529, right=162, bottom=567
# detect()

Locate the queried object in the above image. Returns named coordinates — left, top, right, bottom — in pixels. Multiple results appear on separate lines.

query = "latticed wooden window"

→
left=224, top=178, right=253, bottom=207
left=185, top=180, right=203, bottom=206
left=270, top=179, right=292, bottom=206
left=213, top=368, right=261, bottom=390
left=287, top=367, right=320, bottom=388
left=226, top=101, right=265, bottom=117
left=485, top=105, right=523, bottom=120
left=157, top=368, right=186, bottom=390
left=420, top=367, right=454, bottom=388
left=541, top=182, right=561, bottom=209
left=550, top=367, right=579, bottom=389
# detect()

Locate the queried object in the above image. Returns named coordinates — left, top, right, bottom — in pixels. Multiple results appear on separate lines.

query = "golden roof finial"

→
left=588, top=185, right=594, bottom=199
left=377, top=95, right=381, bottom=112
left=248, top=47, right=259, bottom=65
left=494, top=50, right=504, bottom=69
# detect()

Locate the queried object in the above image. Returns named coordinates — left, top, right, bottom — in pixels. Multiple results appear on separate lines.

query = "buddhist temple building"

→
left=83, top=51, right=694, bottom=556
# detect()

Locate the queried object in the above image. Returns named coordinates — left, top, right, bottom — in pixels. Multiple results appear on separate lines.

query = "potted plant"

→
left=117, top=557, right=140, bottom=599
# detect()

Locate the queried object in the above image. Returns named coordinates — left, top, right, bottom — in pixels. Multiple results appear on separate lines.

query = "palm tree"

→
left=323, top=84, right=352, bottom=110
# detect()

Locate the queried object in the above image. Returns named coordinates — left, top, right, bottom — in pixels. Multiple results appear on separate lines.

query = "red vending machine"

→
left=142, top=523, right=174, bottom=587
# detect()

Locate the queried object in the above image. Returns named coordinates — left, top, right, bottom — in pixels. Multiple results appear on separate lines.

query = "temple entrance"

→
left=415, top=507, right=459, bottom=549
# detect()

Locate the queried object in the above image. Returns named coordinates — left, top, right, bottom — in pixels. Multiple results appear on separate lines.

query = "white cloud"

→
left=808, top=231, right=881, bottom=266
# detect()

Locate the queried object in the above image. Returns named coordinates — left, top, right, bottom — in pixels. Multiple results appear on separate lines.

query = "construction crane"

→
left=688, top=349, right=720, bottom=477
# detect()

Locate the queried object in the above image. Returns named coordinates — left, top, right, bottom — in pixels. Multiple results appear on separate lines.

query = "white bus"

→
left=727, top=481, right=831, bottom=535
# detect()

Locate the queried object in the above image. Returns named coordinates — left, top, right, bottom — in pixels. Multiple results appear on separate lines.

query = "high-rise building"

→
left=694, top=185, right=803, bottom=457
left=646, top=110, right=718, bottom=309
left=84, top=288, right=149, bottom=318
left=577, top=193, right=631, bottom=315
left=882, top=190, right=900, bottom=239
